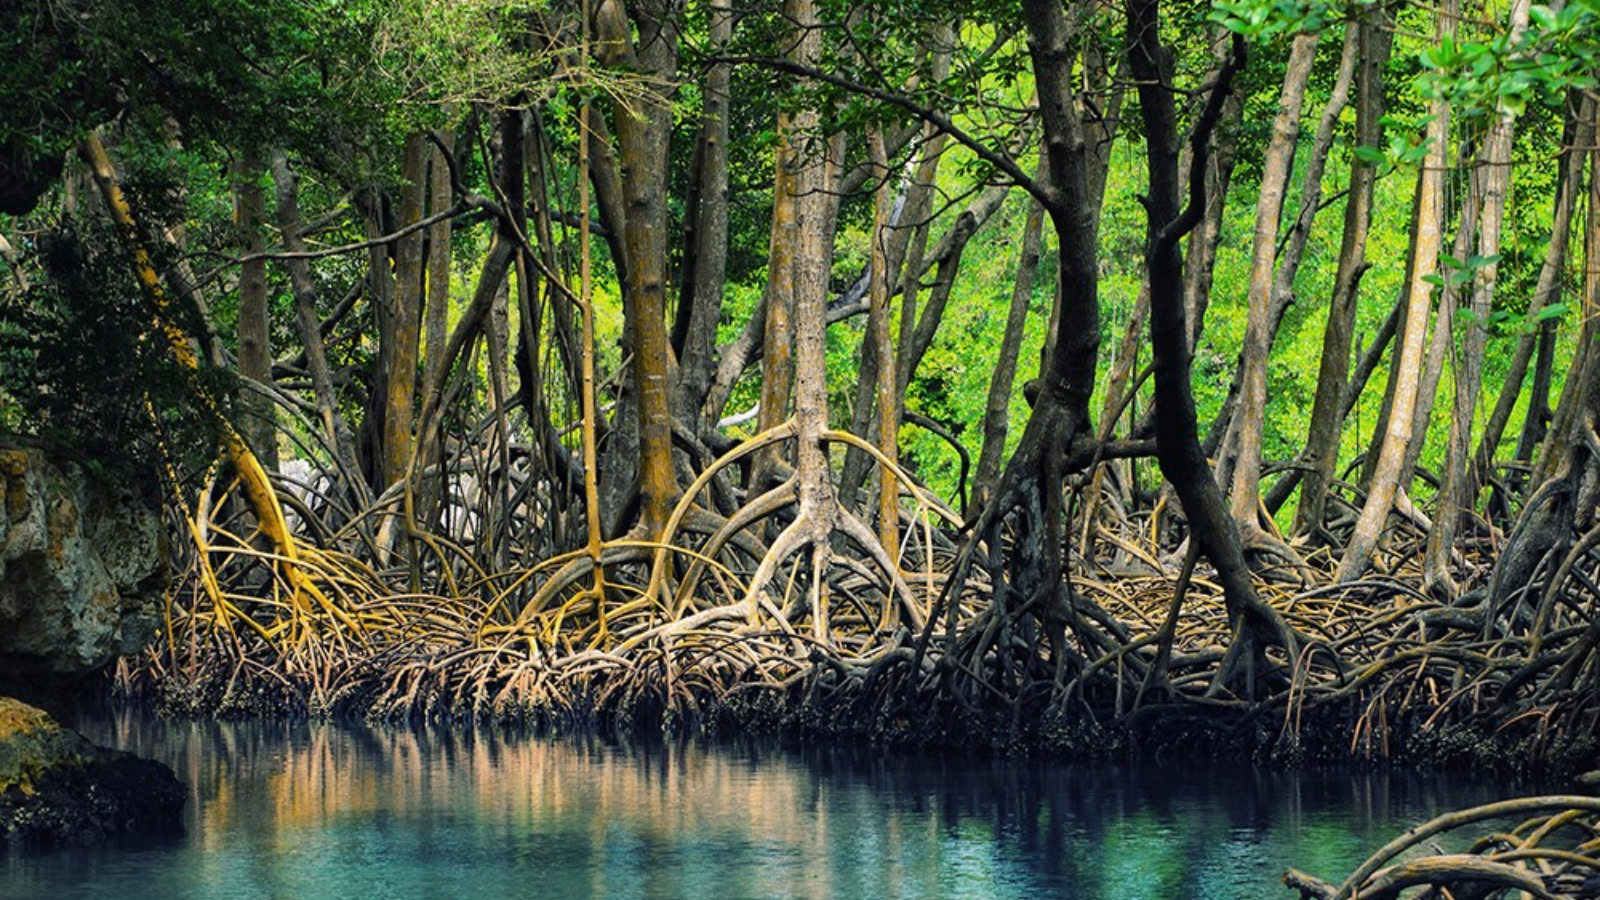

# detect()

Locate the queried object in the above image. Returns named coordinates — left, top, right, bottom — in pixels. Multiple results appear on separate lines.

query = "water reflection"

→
left=1, top=714, right=1508, bottom=900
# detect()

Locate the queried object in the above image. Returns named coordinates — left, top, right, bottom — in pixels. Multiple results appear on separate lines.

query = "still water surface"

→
left=3, top=714, right=1509, bottom=900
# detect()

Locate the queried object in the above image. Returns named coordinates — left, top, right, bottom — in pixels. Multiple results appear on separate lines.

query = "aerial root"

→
left=1286, top=797, right=1600, bottom=900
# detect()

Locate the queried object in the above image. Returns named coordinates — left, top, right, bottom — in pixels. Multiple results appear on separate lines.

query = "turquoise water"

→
left=3, top=714, right=1507, bottom=899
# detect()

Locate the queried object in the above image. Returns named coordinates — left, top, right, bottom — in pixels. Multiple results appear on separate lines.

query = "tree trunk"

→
left=1336, top=0, right=1455, bottom=584
left=595, top=0, right=679, bottom=538
left=971, top=196, right=1046, bottom=516
left=424, top=131, right=454, bottom=418
left=754, top=100, right=799, bottom=486
left=866, top=128, right=900, bottom=556
left=1294, top=12, right=1390, bottom=539
left=233, top=150, right=276, bottom=471
left=672, top=0, right=732, bottom=430
left=1423, top=0, right=1533, bottom=596
left=1227, top=29, right=1319, bottom=528
left=1128, top=4, right=1291, bottom=697
left=1477, top=93, right=1593, bottom=487
left=382, top=133, right=428, bottom=496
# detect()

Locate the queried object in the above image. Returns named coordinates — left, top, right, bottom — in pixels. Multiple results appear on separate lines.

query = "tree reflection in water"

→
left=0, top=713, right=1510, bottom=900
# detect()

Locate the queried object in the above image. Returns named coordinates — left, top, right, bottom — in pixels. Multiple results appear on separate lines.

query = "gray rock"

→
left=0, top=444, right=164, bottom=692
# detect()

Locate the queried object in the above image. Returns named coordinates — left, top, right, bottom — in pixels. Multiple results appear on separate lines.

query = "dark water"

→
left=3, top=713, right=1511, bottom=900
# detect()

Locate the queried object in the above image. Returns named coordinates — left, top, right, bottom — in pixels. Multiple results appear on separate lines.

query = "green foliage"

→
left=1418, top=2, right=1600, bottom=118
left=0, top=218, right=220, bottom=476
left=1209, top=0, right=1365, bottom=39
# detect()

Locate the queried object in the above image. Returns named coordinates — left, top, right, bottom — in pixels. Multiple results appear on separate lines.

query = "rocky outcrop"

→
left=0, top=443, right=165, bottom=706
left=0, top=697, right=184, bottom=848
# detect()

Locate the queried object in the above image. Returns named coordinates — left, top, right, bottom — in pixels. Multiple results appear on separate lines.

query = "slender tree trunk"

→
left=1295, top=14, right=1390, bottom=538
left=673, top=0, right=732, bottom=430
left=1531, top=111, right=1600, bottom=490
left=233, top=150, right=276, bottom=471
left=424, top=131, right=454, bottom=416
left=1128, top=4, right=1292, bottom=697
left=893, top=136, right=947, bottom=404
left=1477, top=93, right=1593, bottom=484
left=1183, top=90, right=1242, bottom=357
left=866, top=128, right=900, bottom=556
left=971, top=197, right=1046, bottom=516
left=1337, top=0, right=1455, bottom=584
left=1393, top=170, right=1479, bottom=505
left=899, top=207, right=981, bottom=394
left=1423, top=0, right=1533, bottom=596
left=381, top=133, right=427, bottom=496
left=1227, top=30, right=1319, bottom=528
left=754, top=107, right=799, bottom=486
left=415, top=129, right=455, bottom=529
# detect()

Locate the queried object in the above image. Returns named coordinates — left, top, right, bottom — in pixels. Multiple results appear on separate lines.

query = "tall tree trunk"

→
left=1294, top=12, right=1390, bottom=539
left=1423, top=0, right=1533, bottom=596
left=865, top=128, right=901, bottom=556
left=1336, top=0, right=1455, bottom=584
left=1227, top=30, right=1319, bottom=529
left=1477, top=93, right=1593, bottom=486
left=1129, top=4, right=1292, bottom=697
left=416, top=129, right=455, bottom=529
left=1392, top=169, right=1479, bottom=504
left=233, top=150, right=276, bottom=471
left=673, top=0, right=732, bottom=430
left=424, top=131, right=454, bottom=419
left=754, top=100, right=799, bottom=487
left=1183, top=88, right=1242, bottom=357
left=381, top=133, right=428, bottom=497
left=595, top=0, right=679, bottom=538
left=971, top=196, right=1046, bottom=516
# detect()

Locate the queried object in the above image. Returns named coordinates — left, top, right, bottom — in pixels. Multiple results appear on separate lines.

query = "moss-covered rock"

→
left=0, top=442, right=165, bottom=709
left=0, top=697, right=183, bottom=849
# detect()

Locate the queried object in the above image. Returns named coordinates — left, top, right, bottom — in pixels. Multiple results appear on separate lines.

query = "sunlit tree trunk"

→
left=865, top=128, right=900, bottom=556
left=1423, top=0, right=1533, bottom=596
left=1337, top=0, right=1455, bottom=584
left=1476, top=93, right=1592, bottom=488
left=754, top=109, right=798, bottom=487
left=1293, top=14, right=1389, bottom=539
left=1227, top=30, right=1318, bottom=530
